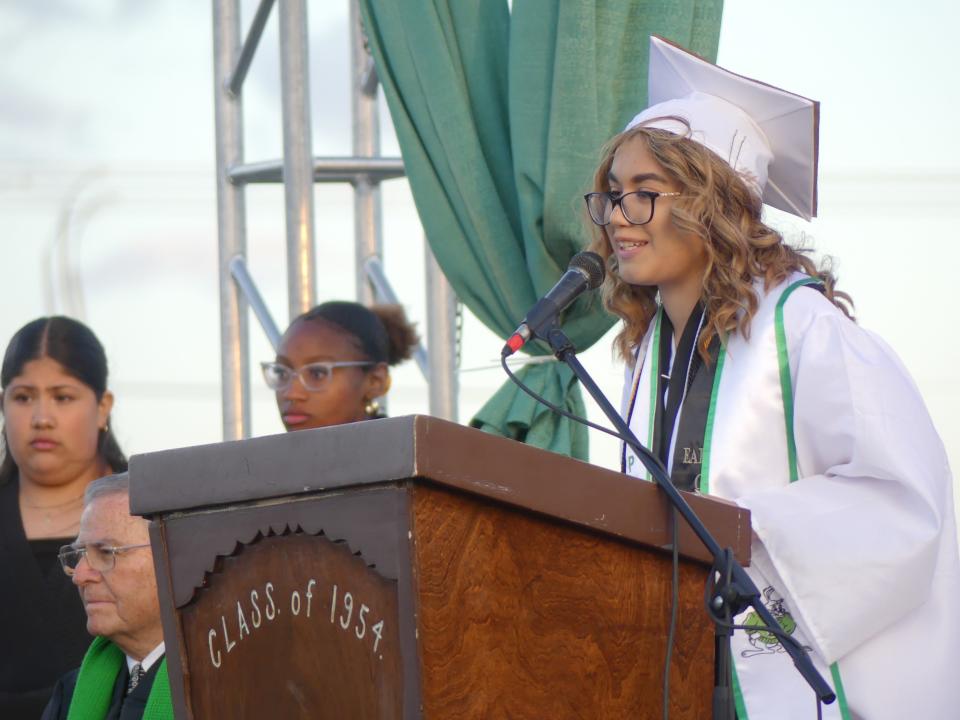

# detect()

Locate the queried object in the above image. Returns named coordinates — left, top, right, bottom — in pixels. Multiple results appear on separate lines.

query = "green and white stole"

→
left=623, top=277, right=853, bottom=719
left=725, top=277, right=851, bottom=720
left=67, top=636, right=173, bottom=720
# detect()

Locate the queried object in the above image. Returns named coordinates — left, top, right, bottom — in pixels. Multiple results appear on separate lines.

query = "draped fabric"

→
left=359, top=0, right=723, bottom=457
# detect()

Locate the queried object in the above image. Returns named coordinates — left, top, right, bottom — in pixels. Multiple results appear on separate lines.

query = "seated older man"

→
left=42, top=473, right=171, bottom=720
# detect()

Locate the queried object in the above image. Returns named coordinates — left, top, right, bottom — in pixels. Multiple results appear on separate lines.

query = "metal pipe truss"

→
left=212, top=0, right=459, bottom=438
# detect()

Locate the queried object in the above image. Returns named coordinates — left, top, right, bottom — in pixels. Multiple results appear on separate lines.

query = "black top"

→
left=41, top=656, right=164, bottom=720
left=0, top=478, right=92, bottom=719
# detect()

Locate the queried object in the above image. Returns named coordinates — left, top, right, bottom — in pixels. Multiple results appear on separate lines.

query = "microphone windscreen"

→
left=569, top=251, right=606, bottom=289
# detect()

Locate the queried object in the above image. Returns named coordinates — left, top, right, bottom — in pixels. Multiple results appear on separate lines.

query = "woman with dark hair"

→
left=0, top=316, right=126, bottom=718
left=584, top=37, right=959, bottom=719
left=262, top=301, right=419, bottom=431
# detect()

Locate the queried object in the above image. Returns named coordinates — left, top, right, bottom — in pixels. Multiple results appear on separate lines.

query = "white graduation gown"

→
left=621, top=272, right=960, bottom=720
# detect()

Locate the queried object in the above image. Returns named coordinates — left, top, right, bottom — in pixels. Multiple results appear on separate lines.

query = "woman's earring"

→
left=364, top=399, right=380, bottom=418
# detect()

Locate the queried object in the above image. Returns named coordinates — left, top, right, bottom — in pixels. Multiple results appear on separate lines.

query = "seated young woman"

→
left=0, top=316, right=126, bottom=719
left=262, top=301, right=419, bottom=431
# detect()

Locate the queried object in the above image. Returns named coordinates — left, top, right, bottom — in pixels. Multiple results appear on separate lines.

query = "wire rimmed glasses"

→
left=260, top=360, right=376, bottom=392
left=58, top=542, right=151, bottom=576
left=583, top=190, right=681, bottom=226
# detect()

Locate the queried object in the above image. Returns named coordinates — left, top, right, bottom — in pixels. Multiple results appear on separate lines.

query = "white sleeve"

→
left=736, top=308, right=951, bottom=663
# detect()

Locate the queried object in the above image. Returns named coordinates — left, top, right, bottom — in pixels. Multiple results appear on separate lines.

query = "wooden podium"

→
left=129, top=415, right=750, bottom=719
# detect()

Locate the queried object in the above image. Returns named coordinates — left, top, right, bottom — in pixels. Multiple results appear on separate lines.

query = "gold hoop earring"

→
left=364, top=399, right=380, bottom=418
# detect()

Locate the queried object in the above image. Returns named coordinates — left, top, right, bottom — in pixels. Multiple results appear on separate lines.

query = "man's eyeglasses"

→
left=583, top=190, right=681, bottom=226
left=58, top=542, right=151, bottom=576
left=260, top=360, right=376, bottom=392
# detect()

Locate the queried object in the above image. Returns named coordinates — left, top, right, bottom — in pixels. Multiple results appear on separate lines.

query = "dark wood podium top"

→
left=129, top=415, right=750, bottom=565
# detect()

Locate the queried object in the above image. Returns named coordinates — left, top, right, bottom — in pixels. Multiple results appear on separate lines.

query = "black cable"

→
left=702, top=544, right=818, bottom=659
left=501, top=352, right=678, bottom=719
left=663, top=507, right=679, bottom=720
left=502, top=338, right=835, bottom=712
left=707, top=620, right=800, bottom=648
left=704, top=574, right=827, bottom=720
left=500, top=354, right=628, bottom=439
left=499, top=354, right=669, bottom=477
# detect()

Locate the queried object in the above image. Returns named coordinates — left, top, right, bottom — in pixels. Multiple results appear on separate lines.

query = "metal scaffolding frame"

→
left=212, top=0, right=459, bottom=440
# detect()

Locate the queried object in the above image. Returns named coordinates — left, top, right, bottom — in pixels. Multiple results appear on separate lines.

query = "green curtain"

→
left=359, top=0, right=723, bottom=458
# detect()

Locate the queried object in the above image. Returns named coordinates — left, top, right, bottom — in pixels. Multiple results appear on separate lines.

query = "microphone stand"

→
left=541, top=326, right=835, bottom=717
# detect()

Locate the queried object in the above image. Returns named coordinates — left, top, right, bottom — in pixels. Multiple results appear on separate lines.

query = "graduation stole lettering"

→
left=650, top=304, right=720, bottom=492
left=67, top=636, right=173, bottom=720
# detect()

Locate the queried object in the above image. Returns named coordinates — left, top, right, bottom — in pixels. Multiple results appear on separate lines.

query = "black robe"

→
left=41, top=655, right=164, bottom=720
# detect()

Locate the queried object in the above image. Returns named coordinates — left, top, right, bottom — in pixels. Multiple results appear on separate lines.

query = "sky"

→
left=0, top=1, right=957, bottom=492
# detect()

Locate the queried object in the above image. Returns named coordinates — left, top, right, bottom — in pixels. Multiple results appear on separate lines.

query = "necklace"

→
left=21, top=493, right=85, bottom=510
left=20, top=490, right=84, bottom=526
left=30, top=515, right=81, bottom=538
left=20, top=493, right=84, bottom=539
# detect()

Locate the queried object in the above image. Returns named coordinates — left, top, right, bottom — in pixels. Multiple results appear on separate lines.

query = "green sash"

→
left=67, top=636, right=172, bottom=720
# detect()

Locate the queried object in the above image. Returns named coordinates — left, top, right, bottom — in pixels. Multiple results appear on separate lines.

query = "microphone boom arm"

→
left=543, top=326, right=836, bottom=707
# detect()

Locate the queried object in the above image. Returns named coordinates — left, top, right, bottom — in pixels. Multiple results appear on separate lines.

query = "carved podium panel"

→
left=130, top=416, right=750, bottom=719
left=181, top=532, right=402, bottom=719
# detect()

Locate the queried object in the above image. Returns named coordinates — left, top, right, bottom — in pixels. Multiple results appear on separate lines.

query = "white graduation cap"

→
left=626, top=36, right=820, bottom=220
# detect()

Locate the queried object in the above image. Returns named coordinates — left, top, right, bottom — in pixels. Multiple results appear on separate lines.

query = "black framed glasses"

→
left=260, top=360, right=376, bottom=392
left=583, top=190, right=681, bottom=226
left=58, top=542, right=151, bottom=576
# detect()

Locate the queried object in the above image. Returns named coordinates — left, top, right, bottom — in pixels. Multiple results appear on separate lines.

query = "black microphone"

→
left=502, top=251, right=605, bottom=357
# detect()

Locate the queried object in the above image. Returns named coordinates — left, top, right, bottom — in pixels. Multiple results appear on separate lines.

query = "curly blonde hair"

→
left=585, top=122, right=853, bottom=363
